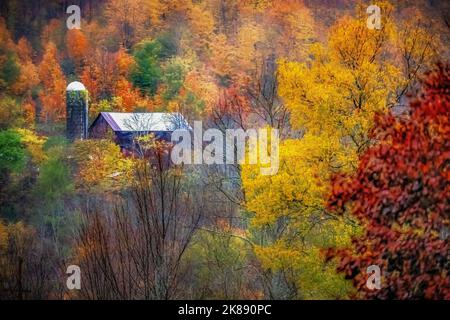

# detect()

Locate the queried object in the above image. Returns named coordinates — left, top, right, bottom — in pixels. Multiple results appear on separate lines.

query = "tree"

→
left=15, top=128, right=46, bottom=165
left=0, top=51, right=20, bottom=91
left=11, top=37, right=40, bottom=98
left=326, top=64, right=450, bottom=299
left=70, top=139, right=134, bottom=193
left=0, top=129, right=25, bottom=173
left=35, top=146, right=73, bottom=204
left=80, top=48, right=115, bottom=101
left=130, top=36, right=177, bottom=97
left=395, top=6, right=446, bottom=101
left=113, top=78, right=143, bottom=112
left=0, top=129, right=25, bottom=217
left=104, top=0, right=152, bottom=49
left=80, top=46, right=144, bottom=111
left=185, top=226, right=260, bottom=299
left=38, top=42, right=66, bottom=123
left=0, top=96, right=23, bottom=129
left=74, top=144, right=206, bottom=299
left=65, top=29, right=89, bottom=70
left=0, top=128, right=47, bottom=220
left=40, top=19, right=65, bottom=50
left=241, top=2, right=438, bottom=299
left=0, top=18, right=20, bottom=93
left=0, top=221, right=58, bottom=299
left=242, top=136, right=356, bottom=299
left=185, top=0, right=216, bottom=56
left=251, top=0, right=315, bottom=60
left=113, top=47, right=143, bottom=111
left=0, top=25, right=39, bottom=127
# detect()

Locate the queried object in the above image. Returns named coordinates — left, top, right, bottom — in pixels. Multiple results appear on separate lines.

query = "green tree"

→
left=131, top=40, right=162, bottom=96
left=0, top=51, right=20, bottom=90
left=162, top=62, right=185, bottom=101
left=0, top=129, right=25, bottom=219
left=131, top=34, right=178, bottom=96
left=0, top=129, right=25, bottom=172
left=34, top=151, right=73, bottom=204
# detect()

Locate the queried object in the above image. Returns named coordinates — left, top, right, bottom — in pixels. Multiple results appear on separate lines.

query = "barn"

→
left=89, top=112, right=190, bottom=153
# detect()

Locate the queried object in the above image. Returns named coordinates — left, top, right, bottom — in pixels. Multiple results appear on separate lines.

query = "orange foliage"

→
left=0, top=17, right=15, bottom=50
left=66, top=29, right=89, bottom=67
left=114, top=47, right=142, bottom=111
left=38, top=42, right=66, bottom=123
left=22, top=100, right=36, bottom=124
left=116, top=46, right=135, bottom=77
left=16, top=37, right=33, bottom=62
left=104, top=0, right=151, bottom=48
left=11, top=38, right=39, bottom=96
left=41, top=19, right=64, bottom=48
left=114, top=78, right=142, bottom=112
left=82, top=46, right=142, bottom=111
left=11, top=63, right=39, bottom=96
left=81, top=63, right=102, bottom=100
left=80, top=48, right=117, bottom=101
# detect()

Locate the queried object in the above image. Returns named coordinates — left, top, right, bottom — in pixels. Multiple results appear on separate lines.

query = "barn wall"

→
left=89, top=114, right=176, bottom=155
left=89, top=116, right=114, bottom=139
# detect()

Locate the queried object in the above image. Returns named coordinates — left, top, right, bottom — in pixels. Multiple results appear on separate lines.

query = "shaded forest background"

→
left=0, top=0, right=449, bottom=299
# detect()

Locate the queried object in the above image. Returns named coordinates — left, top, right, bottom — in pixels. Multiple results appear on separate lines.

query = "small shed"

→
left=89, top=112, right=190, bottom=152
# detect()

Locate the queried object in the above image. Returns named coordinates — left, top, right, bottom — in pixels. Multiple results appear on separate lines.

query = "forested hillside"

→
left=0, top=0, right=448, bottom=299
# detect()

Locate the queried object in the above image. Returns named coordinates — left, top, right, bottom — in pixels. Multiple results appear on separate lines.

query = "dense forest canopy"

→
left=0, top=0, right=448, bottom=299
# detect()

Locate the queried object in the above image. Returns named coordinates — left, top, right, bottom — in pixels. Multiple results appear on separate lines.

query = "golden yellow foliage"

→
left=71, top=139, right=135, bottom=192
left=16, top=128, right=47, bottom=165
left=241, top=2, right=437, bottom=298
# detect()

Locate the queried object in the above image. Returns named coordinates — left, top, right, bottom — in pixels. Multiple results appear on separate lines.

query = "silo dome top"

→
left=66, top=81, right=86, bottom=91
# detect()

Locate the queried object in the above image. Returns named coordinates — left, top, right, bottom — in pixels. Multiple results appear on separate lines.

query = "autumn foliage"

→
left=327, top=64, right=450, bottom=299
left=66, top=29, right=89, bottom=69
left=0, top=0, right=449, bottom=300
left=38, top=42, right=66, bottom=123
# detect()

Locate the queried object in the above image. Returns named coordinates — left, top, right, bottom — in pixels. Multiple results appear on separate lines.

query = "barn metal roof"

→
left=96, top=112, right=190, bottom=132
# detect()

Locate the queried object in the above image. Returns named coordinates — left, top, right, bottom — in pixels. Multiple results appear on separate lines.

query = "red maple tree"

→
left=327, top=64, right=450, bottom=299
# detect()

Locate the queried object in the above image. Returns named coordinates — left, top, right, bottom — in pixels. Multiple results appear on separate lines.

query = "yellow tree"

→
left=70, top=139, right=134, bottom=192
left=16, top=128, right=47, bottom=165
left=186, top=0, right=216, bottom=56
left=242, top=1, right=438, bottom=299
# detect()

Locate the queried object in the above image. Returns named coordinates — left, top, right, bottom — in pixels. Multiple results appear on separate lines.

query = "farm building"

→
left=89, top=112, right=190, bottom=152
left=66, top=81, right=190, bottom=153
